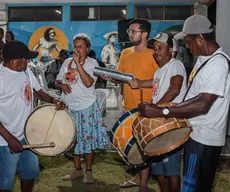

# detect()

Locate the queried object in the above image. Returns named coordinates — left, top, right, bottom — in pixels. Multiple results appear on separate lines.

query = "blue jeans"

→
left=0, top=139, right=39, bottom=190
left=151, top=148, right=182, bottom=176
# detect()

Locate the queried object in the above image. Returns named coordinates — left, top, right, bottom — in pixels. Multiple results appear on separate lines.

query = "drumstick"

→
left=140, top=88, right=143, bottom=103
left=23, top=142, right=55, bottom=149
left=43, top=110, right=57, bottom=143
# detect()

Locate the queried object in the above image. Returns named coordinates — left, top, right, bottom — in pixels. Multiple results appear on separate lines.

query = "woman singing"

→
left=56, top=33, right=108, bottom=184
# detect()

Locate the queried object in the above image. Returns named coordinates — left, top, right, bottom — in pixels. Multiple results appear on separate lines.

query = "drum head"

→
left=128, top=142, right=149, bottom=165
left=25, top=105, right=75, bottom=157
left=144, top=127, right=191, bottom=155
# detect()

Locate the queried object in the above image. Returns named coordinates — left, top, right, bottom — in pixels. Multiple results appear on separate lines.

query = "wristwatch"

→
left=162, top=107, right=170, bottom=116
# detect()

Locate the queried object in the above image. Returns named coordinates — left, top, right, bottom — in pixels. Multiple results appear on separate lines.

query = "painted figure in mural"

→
left=5, top=30, right=15, bottom=43
left=101, top=31, right=119, bottom=68
left=32, top=27, right=60, bottom=61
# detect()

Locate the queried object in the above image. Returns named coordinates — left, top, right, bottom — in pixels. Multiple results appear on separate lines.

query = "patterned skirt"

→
left=68, top=101, right=108, bottom=155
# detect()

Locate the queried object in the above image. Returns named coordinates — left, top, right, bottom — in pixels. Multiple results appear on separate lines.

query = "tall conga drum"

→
left=25, top=104, right=76, bottom=156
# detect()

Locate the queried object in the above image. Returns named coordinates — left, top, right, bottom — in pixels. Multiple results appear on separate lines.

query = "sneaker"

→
left=83, top=171, right=94, bottom=184
left=62, top=168, right=84, bottom=181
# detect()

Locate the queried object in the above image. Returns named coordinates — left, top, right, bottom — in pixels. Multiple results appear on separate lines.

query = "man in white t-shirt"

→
left=139, top=15, right=230, bottom=192
left=129, top=32, right=187, bottom=192
left=0, top=40, right=65, bottom=192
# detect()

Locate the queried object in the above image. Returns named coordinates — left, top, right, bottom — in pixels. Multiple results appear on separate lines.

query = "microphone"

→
left=69, top=51, right=74, bottom=55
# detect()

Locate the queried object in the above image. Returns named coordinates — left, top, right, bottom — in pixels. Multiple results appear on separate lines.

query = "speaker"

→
left=118, top=19, right=133, bottom=43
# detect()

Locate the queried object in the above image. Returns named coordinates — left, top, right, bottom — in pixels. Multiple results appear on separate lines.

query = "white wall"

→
left=216, top=0, right=230, bottom=135
left=216, top=0, right=230, bottom=57
left=0, top=3, right=5, bottom=10
left=194, top=3, right=207, bottom=16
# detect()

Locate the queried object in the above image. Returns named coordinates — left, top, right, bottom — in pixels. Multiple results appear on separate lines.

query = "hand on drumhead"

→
left=138, top=103, right=162, bottom=118
left=7, top=135, right=23, bottom=153
left=56, top=101, right=66, bottom=110
left=52, top=99, right=66, bottom=110
left=129, top=78, right=141, bottom=89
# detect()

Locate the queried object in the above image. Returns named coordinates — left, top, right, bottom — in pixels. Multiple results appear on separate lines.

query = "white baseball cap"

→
left=147, top=32, right=173, bottom=48
left=174, top=14, right=213, bottom=40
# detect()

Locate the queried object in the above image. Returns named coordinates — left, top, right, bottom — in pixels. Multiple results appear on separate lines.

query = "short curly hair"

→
left=73, top=33, right=92, bottom=54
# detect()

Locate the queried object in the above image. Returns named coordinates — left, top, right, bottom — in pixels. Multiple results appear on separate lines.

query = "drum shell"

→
left=110, top=108, right=149, bottom=167
left=133, top=116, right=191, bottom=156
left=25, top=104, right=76, bottom=157
left=93, top=67, right=134, bottom=83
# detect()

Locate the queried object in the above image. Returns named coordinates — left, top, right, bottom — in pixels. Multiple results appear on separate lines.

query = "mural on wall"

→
left=8, top=0, right=193, bottom=66
left=9, top=21, right=184, bottom=67
left=101, top=31, right=119, bottom=69
left=28, top=26, right=68, bottom=62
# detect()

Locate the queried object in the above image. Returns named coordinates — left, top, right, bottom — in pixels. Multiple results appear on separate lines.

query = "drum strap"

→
left=182, top=53, right=230, bottom=102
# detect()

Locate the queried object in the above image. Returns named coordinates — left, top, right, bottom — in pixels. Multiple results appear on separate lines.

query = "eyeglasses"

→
left=126, top=29, right=142, bottom=35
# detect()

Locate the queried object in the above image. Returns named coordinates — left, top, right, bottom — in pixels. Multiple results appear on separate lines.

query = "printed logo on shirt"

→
left=64, top=71, right=78, bottom=85
left=64, top=58, right=83, bottom=86
left=152, top=78, right=159, bottom=96
left=21, top=81, right=32, bottom=105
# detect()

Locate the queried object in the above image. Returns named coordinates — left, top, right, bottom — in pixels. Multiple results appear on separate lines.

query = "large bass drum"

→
left=25, top=104, right=75, bottom=156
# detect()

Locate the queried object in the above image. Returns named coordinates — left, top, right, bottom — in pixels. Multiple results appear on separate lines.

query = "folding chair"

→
left=95, top=89, right=110, bottom=114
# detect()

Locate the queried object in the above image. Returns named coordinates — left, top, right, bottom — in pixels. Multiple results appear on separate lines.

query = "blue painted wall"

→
left=7, top=2, right=193, bottom=60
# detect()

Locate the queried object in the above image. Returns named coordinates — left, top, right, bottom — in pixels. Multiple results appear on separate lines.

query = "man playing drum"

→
left=129, top=32, right=187, bottom=192
left=102, top=18, right=158, bottom=191
left=139, top=15, right=230, bottom=192
left=0, top=40, right=65, bottom=192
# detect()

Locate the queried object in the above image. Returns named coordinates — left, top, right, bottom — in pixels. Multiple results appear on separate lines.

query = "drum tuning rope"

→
left=43, top=110, right=57, bottom=143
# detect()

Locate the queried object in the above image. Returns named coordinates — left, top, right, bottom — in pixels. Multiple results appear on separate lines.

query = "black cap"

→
left=59, top=49, right=69, bottom=56
left=2, top=40, right=39, bottom=60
